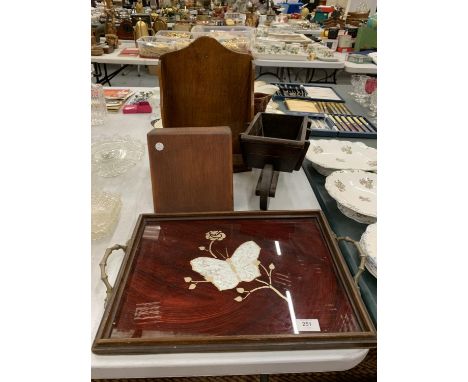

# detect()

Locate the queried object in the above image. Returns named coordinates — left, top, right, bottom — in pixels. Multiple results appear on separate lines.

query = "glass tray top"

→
left=109, top=217, right=360, bottom=339
left=93, top=212, right=376, bottom=354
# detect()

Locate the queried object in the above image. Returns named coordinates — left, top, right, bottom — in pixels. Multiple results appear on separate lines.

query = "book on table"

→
left=103, top=88, right=133, bottom=112
left=118, top=48, right=140, bottom=57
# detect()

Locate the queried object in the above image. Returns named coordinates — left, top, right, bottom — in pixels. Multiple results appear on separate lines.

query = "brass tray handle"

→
left=99, top=244, right=127, bottom=307
left=333, top=234, right=368, bottom=289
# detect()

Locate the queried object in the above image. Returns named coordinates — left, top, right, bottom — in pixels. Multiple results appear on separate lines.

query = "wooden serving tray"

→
left=93, top=211, right=376, bottom=354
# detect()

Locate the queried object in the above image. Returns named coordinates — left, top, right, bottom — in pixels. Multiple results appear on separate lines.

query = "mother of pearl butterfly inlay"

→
left=184, top=231, right=288, bottom=302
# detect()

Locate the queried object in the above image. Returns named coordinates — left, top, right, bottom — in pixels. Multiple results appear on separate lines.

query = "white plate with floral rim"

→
left=360, top=223, right=377, bottom=278
left=325, top=170, right=377, bottom=224
left=306, top=140, right=377, bottom=176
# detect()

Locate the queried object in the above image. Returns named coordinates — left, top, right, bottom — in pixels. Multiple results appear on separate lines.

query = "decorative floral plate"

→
left=306, top=140, right=377, bottom=176
left=360, top=223, right=377, bottom=278
left=91, top=135, right=145, bottom=177
left=325, top=170, right=377, bottom=224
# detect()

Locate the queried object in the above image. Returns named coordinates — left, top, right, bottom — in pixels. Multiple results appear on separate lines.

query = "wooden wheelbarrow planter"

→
left=240, top=113, right=310, bottom=210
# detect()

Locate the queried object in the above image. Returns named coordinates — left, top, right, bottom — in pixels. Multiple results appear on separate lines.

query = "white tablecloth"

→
left=91, top=43, right=346, bottom=69
left=91, top=87, right=368, bottom=379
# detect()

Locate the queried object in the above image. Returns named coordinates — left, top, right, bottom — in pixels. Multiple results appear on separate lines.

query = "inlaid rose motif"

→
left=205, top=231, right=226, bottom=241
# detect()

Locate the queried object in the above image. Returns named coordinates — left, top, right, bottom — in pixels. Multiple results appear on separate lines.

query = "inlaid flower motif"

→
left=205, top=231, right=226, bottom=241
left=367, top=160, right=377, bottom=167
left=335, top=179, right=346, bottom=192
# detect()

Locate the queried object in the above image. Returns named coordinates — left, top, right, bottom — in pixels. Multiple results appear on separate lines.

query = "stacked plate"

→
left=306, top=140, right=377, bottom=176
left=360, top=223, right=377, bottom=278
left=325, top=169, right=377, bottom=224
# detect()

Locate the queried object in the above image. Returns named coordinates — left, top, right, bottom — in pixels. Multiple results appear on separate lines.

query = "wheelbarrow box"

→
left=240, top=113, right=310, bottom=172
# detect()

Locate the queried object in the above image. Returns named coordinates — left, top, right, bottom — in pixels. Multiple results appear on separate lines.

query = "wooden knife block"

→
left=147, top=127, right=233, bottom=213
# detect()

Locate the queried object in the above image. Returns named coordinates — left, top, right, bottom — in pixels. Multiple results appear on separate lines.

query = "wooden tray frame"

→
left=92, top=211, right=376, bottom=355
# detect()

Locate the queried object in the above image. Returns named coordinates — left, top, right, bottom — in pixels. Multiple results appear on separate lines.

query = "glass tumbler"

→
left=361, top=77, right=377, bottom=107
left=369, top=90, right=377, bottom=118
left=365, top=77, right=377, bottom=96
left=355, top=75, right=370, bottom=105
left=350, top=74, right=361, bottom=97
left=91, top=83, right=107, bottom=126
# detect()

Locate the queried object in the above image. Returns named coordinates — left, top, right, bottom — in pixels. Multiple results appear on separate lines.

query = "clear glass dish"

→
left=91, top=135, right=145, bottom=178
left=137, top=36, right=191, bottom=58
left=91, top=191, right=122, bottom=241
left=191, top=27, right=255, bottom=53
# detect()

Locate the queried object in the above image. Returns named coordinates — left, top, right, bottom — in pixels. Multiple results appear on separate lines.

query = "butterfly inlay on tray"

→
left=184, top=231, right=288, bottom=302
